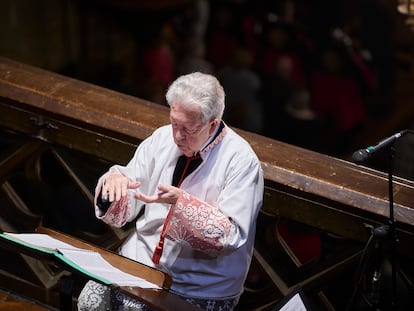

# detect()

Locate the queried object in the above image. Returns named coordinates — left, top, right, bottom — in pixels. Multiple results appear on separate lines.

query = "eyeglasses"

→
left=171, top=119, right=215, bottom=137
left=171, top=122, right=206, bottom=137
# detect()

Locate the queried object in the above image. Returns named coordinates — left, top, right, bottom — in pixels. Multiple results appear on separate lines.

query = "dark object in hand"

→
left=96, top=188, right=111, bottom=212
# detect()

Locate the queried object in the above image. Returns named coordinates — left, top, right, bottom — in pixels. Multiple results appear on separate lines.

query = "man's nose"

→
left=175, top=128, right=186, bottom=141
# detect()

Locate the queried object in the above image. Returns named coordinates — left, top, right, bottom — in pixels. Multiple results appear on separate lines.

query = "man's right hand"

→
left=101, top=172, right=141, bottom=202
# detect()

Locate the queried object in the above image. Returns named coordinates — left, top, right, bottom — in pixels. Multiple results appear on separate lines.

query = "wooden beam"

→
left=1, top=56, right=413, bottom=232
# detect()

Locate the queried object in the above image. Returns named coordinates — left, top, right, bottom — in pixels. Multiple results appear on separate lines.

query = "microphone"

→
left=352, top=130, right=408, bottom=163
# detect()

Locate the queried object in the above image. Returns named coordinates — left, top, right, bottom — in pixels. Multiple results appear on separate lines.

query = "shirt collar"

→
left=199, top=122, right=220, bottom=152
left=198, top=121, right=226, bottom=157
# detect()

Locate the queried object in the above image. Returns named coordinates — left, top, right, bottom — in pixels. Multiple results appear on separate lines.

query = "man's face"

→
left=170, top=102, right=217, bottom=157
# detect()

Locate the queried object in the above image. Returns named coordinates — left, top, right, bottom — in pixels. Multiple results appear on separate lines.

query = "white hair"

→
left=165, top=72, right=225, bottom=123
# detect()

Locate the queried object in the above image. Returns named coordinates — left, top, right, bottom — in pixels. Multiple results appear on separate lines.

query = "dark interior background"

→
left=1, top=0, right=414, bottom=179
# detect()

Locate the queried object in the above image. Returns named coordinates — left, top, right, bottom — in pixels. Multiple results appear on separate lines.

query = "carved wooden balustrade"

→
left=1, top=57, right=414, bottom=310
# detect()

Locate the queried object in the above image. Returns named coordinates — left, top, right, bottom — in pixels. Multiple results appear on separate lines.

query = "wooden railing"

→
left=1, top=57, right=414, bottom=310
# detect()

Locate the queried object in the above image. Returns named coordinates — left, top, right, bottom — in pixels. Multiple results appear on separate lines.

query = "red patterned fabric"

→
left=153, top=191, right=235, bottom=263
left=94, top=172, right=132, bottom=228
left=101, top=195, right=131, bottom=228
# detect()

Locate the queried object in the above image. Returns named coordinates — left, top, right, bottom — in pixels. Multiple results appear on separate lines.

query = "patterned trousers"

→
left=77, top=280, right=239, bottom=311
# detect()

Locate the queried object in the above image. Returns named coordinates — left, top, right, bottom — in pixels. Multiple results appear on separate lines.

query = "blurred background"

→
left=2, top=2, right=414, bottom=310
left=1, top=0, right=414, bottom=178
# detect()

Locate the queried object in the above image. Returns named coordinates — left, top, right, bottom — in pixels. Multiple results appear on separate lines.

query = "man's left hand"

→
left=134, top=184, right=182, bottom=205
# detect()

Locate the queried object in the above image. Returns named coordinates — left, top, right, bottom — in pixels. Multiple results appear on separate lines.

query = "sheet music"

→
left=4, top=233, right=160, bottom=289
left=6, top=233, right=82, bottom=251
left=277, top=293, right=307, bottom=311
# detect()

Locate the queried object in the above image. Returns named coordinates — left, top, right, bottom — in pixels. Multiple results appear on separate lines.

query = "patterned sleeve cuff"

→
left=163, top=191, right=235, bottom=255
left=99, top=195, right=131, bottom=228
left=94, top=173, right=131, bottom=228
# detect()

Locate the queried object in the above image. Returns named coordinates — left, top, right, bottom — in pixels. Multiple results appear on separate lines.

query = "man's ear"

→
left=209, top=119, right=219, bottom=135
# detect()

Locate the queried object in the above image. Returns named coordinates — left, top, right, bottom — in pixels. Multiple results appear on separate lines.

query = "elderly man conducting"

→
left=77, top=72, right=264, bottom=311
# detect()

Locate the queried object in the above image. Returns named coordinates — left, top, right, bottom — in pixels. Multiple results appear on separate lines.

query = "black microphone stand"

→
left=348, top=130, right=414, bottom=310
left=347, top=145, right=401, bottom=311
left=387, top=145, right=398, bottom=310
left=374, top=145, right=398, bottom=310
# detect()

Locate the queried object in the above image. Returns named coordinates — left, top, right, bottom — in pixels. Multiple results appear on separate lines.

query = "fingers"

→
left=159, top=184, right=183, bottom=202
left=156, top=184, right=175, bottom=204
left=157, top=184, right=169, bottom=192
left=102, top=178, right=179, bottom=205
left=128, top=181, right=141, bottom=189
left=102, top=173, right=140, bottom=202
left=134, top=191, right=153, bottom=203
left=134, top=184, right=181, bottom=205
left=114, top=179, right=124, bottom=201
